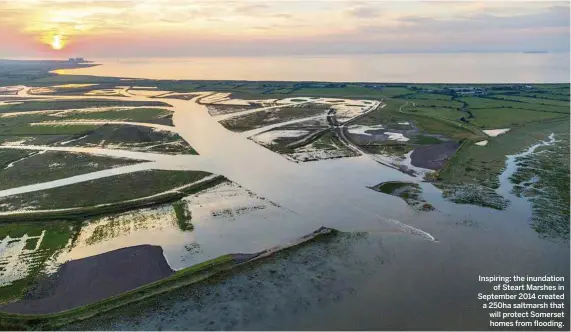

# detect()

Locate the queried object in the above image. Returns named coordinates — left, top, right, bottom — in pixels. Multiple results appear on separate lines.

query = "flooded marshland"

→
left=0, top=83, right=569, bottom=330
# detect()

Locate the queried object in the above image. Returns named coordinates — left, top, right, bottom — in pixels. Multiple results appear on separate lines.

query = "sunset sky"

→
left=1, top=0, right=569, bottom=58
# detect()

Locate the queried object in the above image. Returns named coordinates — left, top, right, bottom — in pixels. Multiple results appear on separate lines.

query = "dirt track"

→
left=0, top=245, right=173, bottom=314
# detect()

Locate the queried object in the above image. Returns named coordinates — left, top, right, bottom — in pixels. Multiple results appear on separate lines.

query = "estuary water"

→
left=56, top=53, right=570, bottom=83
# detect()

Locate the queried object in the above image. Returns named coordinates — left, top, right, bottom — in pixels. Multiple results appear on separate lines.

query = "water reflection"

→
left=56, top=53, right=570, bottom=83
left=54, top=181, right=293, bottom=270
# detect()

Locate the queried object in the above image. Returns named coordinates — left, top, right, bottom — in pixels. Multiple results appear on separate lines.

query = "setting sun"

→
left=51, top=34, right=63, bottom=50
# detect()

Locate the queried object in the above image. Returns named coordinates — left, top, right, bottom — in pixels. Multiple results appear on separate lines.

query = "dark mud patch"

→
left=410, top=141, right=459, bottom=170
left=0, top=245, right=174, bottom=314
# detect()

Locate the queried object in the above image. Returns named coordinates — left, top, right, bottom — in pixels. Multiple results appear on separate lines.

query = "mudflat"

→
left=0, top=245, right=173, bottom=314
left=410, top=141, right=459, bottom=170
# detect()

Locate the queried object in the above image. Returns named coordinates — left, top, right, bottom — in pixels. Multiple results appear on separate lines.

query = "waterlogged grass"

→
left=0, top=222, right=78, bottom=304
left=0, top=100, right=170, bottom=113
left=59, top=108, right=173, bottom=125
left=0, top=228, right=339, bottom=330
left=510, top=134, right=570, bottom=239
left=0, top=170, right=212, bottom=212
left=60, top=125, right=196, bottom=155
left=438, top=119, right=569, bottom=189
left=0, top=151, right=138, bottom=190
left=437, top=119, right=569, bottom=210
left=172, top=200, right=193, bottom=231
left=434, top=183, right=509, bottom=210
left=5, top=124, right=99, bottom=136
left=219, top=104, right=328, bottom=132
left=0, top=150, right=31, bottom=169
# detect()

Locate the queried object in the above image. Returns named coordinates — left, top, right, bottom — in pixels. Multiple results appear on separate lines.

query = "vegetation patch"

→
left=0, top=227, right=338, bottom=330
left=510, top=134, right=570, bottom=240
left=0, top=150, right=32, bottom=169
left=172, top=200, right=193, bottom=231
left=0, top=151, right=139, bottom=190
left=0, top=170, right=212, bottom=212
left=369, top=181, right=433, bottom=211
left=219, top=104, right=328, bottom=132
left=56, top=108, right=173, bottom=125
left=0, top=221, right=79, bottom=304
left=0, top=100, right=169, bottom=114
left=434, top=183, right=509, bottom=210
left=60, top=125, right=196, bottom=155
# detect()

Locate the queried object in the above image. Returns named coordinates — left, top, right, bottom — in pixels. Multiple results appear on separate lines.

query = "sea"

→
left=56, top=52, right=571, bottom=83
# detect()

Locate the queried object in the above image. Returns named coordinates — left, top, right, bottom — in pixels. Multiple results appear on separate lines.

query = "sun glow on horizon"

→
left=51, top=34, right=63, bottom=50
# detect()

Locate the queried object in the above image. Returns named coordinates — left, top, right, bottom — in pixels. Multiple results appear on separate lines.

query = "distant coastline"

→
left=523, top=51, right=548, bottom=54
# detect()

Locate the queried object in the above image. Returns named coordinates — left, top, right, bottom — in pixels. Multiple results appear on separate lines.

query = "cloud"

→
left=0, top=0, right=569, bottom=57
left=345, top=4, right=383, bottom=18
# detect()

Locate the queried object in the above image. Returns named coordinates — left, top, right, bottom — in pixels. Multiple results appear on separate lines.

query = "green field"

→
left=517, top=92, right=570, bottom=101
left=459, top=96, right=568, bottom=113
left=467, top=108, right=566, bottom=128
left=412, top=93, right=453, bottom=100
left=489, top=95, right=570, bottom=107
left=410, top=98, right=463, bottom=109
left=292, top=86, right=410, bottom=99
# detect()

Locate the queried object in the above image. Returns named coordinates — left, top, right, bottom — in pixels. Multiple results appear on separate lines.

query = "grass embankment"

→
left=0, top=228, right=338, bottom=330
left=0, top=171, right=223, bottom=220
left=0, top=151, right=138, bottom=190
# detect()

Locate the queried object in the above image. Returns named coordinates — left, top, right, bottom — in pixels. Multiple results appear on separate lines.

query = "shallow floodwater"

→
left=56, top=53, right=570, bottom=83
left=1, top=86, right=569, bottom=329
left=65, top=99, right=569, bottom=330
